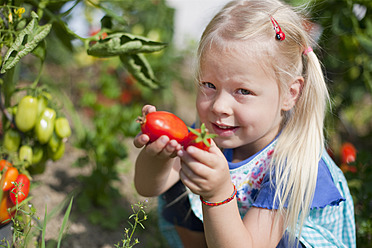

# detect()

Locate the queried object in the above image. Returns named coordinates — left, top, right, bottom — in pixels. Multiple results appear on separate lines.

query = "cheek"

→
left=196, top=93, right=210, bottom=113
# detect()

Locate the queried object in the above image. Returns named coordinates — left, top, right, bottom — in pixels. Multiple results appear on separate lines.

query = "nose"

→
left=211, top=91, right=233, bottom=116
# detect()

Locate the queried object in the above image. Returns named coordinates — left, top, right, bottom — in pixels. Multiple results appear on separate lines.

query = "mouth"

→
left=212, top=123, right=238, bottom=136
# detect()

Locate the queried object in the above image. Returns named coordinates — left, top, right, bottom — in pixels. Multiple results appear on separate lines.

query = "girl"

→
left=133, top=0, right=356, bottom=247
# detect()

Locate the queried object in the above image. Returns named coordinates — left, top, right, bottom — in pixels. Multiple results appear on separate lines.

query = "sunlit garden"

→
left=0, top=0, right=371, bottom=247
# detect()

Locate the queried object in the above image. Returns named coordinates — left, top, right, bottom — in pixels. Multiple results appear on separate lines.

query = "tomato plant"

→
left=138, top=111, right=189, bottom=143
left=183, top=124, right=217, bottom=151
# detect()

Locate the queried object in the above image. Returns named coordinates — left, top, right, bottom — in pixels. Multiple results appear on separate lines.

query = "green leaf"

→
left=57, top=197, right=74, bottom=248
left=41, top=204, right=47, bottom=248
left=1, top=12, right=52, bottom=74
left=120, top=53, right=160, bottom=89
left=87, top=33, right=166, bottom=57
left=357, top=34, right=372, bottom=54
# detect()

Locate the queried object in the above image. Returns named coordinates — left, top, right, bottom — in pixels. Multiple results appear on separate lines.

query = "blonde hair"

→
left=196, top=0, right=329, bottom=244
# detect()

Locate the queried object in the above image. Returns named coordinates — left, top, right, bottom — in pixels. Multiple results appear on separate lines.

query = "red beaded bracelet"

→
left=200, top=184, right=237, bottom=207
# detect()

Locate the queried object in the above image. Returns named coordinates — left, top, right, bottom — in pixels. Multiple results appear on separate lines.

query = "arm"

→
left=178, top=143, right=284, bottom=247
left=133, top=105, right=181, bottom=197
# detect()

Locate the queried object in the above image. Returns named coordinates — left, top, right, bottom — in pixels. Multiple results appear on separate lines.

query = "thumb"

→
left=133, top=133, right=150, bottom=148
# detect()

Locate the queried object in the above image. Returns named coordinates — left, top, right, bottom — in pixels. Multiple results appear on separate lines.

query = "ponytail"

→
left=272, top=49, right=329, bottom=243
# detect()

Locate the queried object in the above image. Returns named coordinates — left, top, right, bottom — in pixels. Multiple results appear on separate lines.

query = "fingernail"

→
left=160, top=136, right=168, bottom=143
left=187, top=146, right=195, bottom=153
left=177, top=150, right=184, bottom=157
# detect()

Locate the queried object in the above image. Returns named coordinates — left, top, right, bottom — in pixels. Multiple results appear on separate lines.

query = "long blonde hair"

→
left=196, top=0, right=329, bottom=243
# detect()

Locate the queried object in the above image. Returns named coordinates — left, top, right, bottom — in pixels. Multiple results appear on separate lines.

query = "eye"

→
left=200, top=82, right=216, bottom=89
left=236, top=88, right=252, bottom=95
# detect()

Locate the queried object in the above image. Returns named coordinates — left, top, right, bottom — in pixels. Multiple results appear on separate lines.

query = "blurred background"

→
left=0, top=0, right=371, bottom=247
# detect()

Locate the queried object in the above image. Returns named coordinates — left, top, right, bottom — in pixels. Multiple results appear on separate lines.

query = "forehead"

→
left=199, top=41, right=276, bottom=81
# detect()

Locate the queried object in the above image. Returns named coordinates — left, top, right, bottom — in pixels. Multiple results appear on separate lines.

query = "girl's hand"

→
left=178, top=140, right=233, bottom=202
left=133, top=105, right=182, bottom=159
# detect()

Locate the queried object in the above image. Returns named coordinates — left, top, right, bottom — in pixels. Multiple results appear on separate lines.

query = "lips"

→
left=211, top=123, right=238, bottom=136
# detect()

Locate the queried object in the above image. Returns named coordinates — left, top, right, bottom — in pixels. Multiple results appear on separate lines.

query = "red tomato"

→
left=9, top=174, right=30, bottom=205
left=2, top=167, right=19, bottom=191
left=138, top=111, right=189, bottom=143
left=340, top=142, right=357, bottom=164
left=183, top=124, right=216, bottom=151
left=0, top=160, right=12, bottom=171
left=0, top=192, right=15, bottom=225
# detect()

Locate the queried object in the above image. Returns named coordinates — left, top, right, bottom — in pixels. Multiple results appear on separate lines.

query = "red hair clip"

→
left=270, top=16, right=285, bottom=41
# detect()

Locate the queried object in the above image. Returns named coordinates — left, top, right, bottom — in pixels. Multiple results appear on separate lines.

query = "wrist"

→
left=200, top=184, right=237, bottom=207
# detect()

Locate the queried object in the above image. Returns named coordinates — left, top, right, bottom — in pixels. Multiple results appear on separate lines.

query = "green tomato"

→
left=55, top=117, right=71, bottom=138
left=34, top=108, right=56, bottom=144
left=48, top=132, right=62, bottom=153
left=15, top=95, right=38, bottom=132
left=48, top=141, right=65, bottom=161
left=29, top=147, right=47, bottom=175
left=3, top=129, right=21, bottom=152
left=19, top=145, right=33, bottom=166
left=36, top=92, right=51, bottom=116
left=32, top=145, right=44, bottom=164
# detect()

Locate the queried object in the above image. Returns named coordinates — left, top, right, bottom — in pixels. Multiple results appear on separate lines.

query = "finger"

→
left=158, top=139, right=182, bottom=159
left=144, top=135, right=170, bottom=156
left=179, top=167, right=202, bottom=193
left=185, top=144, right=224, bottom=169
left=178, top=150, right=212, bottom=179
left=142, top=105, right=156, bottom=116
left=133, top=133, right=150, bottom=148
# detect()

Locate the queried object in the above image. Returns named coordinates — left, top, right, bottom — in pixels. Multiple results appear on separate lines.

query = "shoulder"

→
left=311, top=153, right=345, bottom=209
left=252, top=151, right=345, bottom=209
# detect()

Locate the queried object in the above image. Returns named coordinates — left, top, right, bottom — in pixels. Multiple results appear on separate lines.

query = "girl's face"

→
left=196, top=44, right=287, bottom=159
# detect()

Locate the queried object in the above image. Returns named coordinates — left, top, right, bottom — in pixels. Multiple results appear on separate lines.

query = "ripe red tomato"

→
left=9, top=174, right=30, bottom=205
left=2, top=167, right=19, bottom=191
left=138, top=111, right=189, bottom=143
left=340, top=142, right=357, bottom=164
left=0, top=192, right=15, bottom=225
left=0, top=160, right=12, bottom=171
left=183, top=124, right=216, bottom=151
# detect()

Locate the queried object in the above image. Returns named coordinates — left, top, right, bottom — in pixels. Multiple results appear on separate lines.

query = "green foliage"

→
left=1, top=12, right=51, bottom=74
left=342, top=151, right=372, bottom=246
left=0, top=197, right=73, bottom=247
left=115, top=200, right=148, bottom=248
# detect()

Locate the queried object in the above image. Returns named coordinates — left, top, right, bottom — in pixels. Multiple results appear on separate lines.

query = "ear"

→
left=281, top=76, right=304, bottom=111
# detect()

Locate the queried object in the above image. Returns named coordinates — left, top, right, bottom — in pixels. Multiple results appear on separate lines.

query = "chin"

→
left=215, top=138, right=238, bottom=149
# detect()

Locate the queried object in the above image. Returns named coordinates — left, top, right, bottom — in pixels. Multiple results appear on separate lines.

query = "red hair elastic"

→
left=303, top=46, right=313, bottom=55
left=270, top=16, right=285, bottom=41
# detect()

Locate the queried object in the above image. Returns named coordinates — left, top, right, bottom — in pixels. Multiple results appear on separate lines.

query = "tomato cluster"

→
left=138, top=111, right=215, bottom=151
left=0, top=159, right=30, bottom=225
left=2, top=92, right=71, bottom=174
